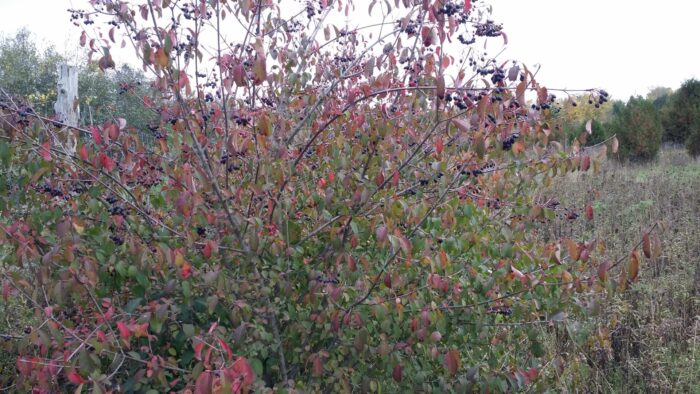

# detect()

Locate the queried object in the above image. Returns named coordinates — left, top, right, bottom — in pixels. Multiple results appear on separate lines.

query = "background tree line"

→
left=555, top=80, right=700, bottom=161
left=0, top=29, right=159, bottom=143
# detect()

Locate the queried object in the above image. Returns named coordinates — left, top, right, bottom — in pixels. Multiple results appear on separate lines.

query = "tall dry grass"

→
left=538, top=146, right=699, bottom=393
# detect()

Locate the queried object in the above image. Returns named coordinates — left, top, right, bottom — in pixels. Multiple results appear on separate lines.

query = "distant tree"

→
left=0, top=29, right=64, bottom=115
left=662, top=79, right=700, bottom=147
left=646, top=86, right=673, bottom=110
left=80, top=63, right=159, bottom=143
left=555, top=93, right=612, bottom=145
left=608, top=97, right=663, bottom=161
left=0, top=29, right=157, bottom=141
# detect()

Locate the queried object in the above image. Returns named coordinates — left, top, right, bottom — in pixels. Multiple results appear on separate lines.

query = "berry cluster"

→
left=586, top=90, right=610, bottom=108
left=181, top=3, right=213, bottom=20
left=437, top=2, right=462, bottom=16
left=315, top=275, right=339, bottom=285
left=490, top=68, right=506, bottom=84
left=487, top=306, right=512, bottom=316
left=460, top=160, right=496, bottom=177
left=502, top=131, right=520, bottom=151
left=37, top=183, right=64, bottom=198
left=398, top=19, right=418, bottom=35
left=68, top=9, right=93, bottom=25
left=474, top=20, right=502, bottom=37
left=305, top=2, right=317, bottom=18
left=457, top=34, right=476, bottom=45
left=233, top=114, right=250, bottom=126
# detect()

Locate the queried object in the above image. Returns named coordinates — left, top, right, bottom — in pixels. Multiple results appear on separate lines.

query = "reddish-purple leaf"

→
left=629, top=250, right=640, bottom=282
left=642, top=233, right=651, bottom=258
left=444, top=349, right=460, bottom=376
left=40, top=140, right=51, bottom=161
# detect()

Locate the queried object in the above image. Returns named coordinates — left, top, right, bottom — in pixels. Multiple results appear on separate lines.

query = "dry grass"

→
left=539, top=147, right=700, bottom=393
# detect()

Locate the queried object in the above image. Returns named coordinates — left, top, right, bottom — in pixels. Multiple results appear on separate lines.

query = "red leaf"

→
left=79, top=31, right=87, bottom=47
left=79, top=145, right=89, bottom=161
left=181, top=262, right=192, bottom=279
left=100, top=153, right=115, bottom=172
left=253, top=56, right=266, bottom=85
left=194, top=370, right=213, bottom=394
left=585, top=204, right=594, bottom=221
left=312, top=356, right=323, bottom=377
left=629, top=250, right=640, bottom=282
left=444, top=349, right=460, bottom=376
left=104, top=122, right=119, bottom=141
left=642, top=233, right=651, bottom=258
left=392, top=170, right=400, bottom=187
left=2, top=281, right=9, bottom=302
left=421, top=26, right=435, bottom=46
left=233, top=63, right=246, bottom=87
left=375, top=171, right=384, bottom=187
left=40, top=140, right=51, bottom=161
left=464, top=0, right=471, bottom=12
left=383, top=273, right=392, bottom=288
left=91, top=126, right=103, bottom=145
left=435, top=137, right=444, bottom=155
left=392, top=364, right=403, bottom=382
left=231, top=357, right=255, bottom=387
left=67, top=371, right=87, bottom=385
left=116, top=321, right=131, bottom=341
left=203, top=242, right=212, bottom=258
left=376, top=225, right=387, bottom=242
left=580, top=156, right=591, bottom=172
left=217, top=337, right=233, bottom=362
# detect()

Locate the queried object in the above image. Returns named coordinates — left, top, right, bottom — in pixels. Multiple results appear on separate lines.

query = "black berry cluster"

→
left=437, top=2, right=462, bottom=16
left=502, top=132, right=520, bottom=151
left=474, top=20, right=503, bottom=37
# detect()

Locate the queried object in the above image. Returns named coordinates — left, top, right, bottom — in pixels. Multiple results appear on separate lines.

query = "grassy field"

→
left=539, top=146, right=700, bottom=393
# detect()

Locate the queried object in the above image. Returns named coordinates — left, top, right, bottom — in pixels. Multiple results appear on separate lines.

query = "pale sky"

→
left=1, top=0, right=698, bottom=101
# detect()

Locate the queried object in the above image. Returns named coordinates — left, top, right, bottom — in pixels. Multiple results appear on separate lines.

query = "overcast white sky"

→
left=1, top=0, right=698, bottom=101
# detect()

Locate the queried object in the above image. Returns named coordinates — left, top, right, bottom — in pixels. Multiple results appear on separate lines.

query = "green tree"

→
left=608, top=97, right=663, bottom=161
left=646, top=86, right=673, bottom=110
left=80, top=63, right=159, bottom=143
left=0, top=29, right=157, bottom=141
left=0, top=29, right=64, bottom=115
left=662, top=79, right=700, bottom=149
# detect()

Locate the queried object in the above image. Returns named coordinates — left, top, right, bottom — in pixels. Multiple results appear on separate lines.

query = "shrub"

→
left=608, top=97, right=663, bottom=162
left=662, top=79, right=700, bottom=145
left=0, top=1, right=645, bottom=392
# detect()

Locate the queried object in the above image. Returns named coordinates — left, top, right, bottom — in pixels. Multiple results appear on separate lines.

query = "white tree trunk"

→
left=54, top=65, right=79, bottom=127
left=54, top=65, right=79, bottom=154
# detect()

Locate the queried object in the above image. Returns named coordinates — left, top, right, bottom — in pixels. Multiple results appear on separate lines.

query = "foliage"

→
left=80, top=63, right=161, bottom=144
left=0, top=29, right=157, bottom=140
left=0, top=1, right=636, bottom=392
left=564, top=118, right=608, bottom=148
left=552, top=93, right=613, bottom=147
left=0, top=29, right=65, bottom=115
left=662, top=79, right=700, bottom=146
left=646, top=86, right=673, bottom=110
left=607, top=97, right=663, bottom=162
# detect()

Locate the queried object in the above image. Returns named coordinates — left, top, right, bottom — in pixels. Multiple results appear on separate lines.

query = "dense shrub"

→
left=608, top=97, right=663, bottom=162
left=0, top=1, right=644, bottom=392
left=662, top=79, right=700, bottom=145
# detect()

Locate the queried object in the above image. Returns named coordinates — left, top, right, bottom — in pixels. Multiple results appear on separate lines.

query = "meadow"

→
left=539, top=146, right=699, bottom=392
